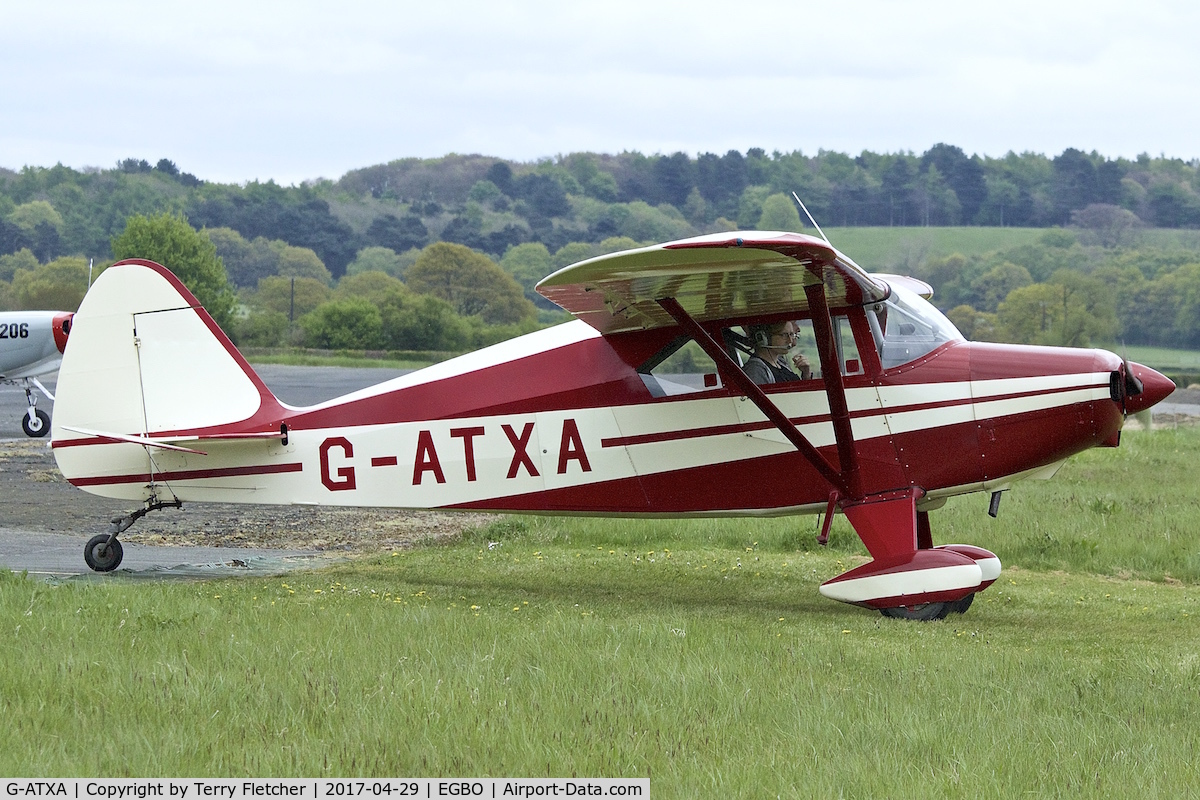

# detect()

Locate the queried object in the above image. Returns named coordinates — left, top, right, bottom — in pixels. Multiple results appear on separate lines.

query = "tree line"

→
left=2, top=146, right=1200, bottom=355
left=4, top=146, right=1200, bottom=273
left=912, top=229, right=1200, bottom=351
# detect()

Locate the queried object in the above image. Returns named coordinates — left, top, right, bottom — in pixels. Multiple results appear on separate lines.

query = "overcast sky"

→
left=3, top=0, right=1197, bottom=185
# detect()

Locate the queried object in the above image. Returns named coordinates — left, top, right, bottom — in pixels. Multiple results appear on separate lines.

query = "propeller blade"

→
left=1123, top=358, right=1144, bottom=403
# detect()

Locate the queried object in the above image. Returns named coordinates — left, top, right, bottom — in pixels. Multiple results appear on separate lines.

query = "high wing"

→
left=536, top=231, right=890, bottom=334
left=539, top=230, right=886, bottom=499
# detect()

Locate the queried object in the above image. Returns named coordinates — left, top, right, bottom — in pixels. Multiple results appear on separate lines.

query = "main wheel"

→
left=84, top=534, right=124, bottom=572
left=880, top=602, right=951, bottom=621
left=948, top=592, right=976, bottom=614
left=22, top=408, right=50, bottom=437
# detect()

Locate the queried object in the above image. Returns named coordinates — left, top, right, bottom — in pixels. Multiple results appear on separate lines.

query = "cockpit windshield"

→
left=869, top=285, right=965, bottom=370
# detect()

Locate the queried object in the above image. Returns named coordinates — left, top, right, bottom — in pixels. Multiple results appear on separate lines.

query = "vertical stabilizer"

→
left=51, top=259, right=283, bottom=499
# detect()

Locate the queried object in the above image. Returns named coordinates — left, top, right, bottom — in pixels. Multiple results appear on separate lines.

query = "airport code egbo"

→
left=2, top=781, right=649, bottom=799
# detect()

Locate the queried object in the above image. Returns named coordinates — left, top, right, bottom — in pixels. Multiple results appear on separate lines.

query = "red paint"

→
left=557, top=418, right=591, bottom=474
left=319, top=437, right=355, bottom=491
left=52, top=312, right=73, bottom=354
left=450, top=426, right=486, bottom=481
left=70, top=461, right=302, bottom=488
left=820, top=548, right=981, bottom=609
left=1124, top=361, right=1176, bottom=414
left=56, top=254, right=1187, bottom=613
left=502, top=422, right=539, bottom=479
left=412, top=430, right=446, bottom=485
left=935, top=544, right=1000, bottom=591
left=841, top=488, right=924, bottom=561
left=109, top=260, right=291, bottom=436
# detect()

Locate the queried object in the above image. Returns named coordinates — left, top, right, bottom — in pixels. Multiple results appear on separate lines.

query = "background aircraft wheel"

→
left=22, top=408, right=50, bottom=437
left=948, top=593, right=975, bottom=614
left=84, top=535, right=124, bottom=572
left=880, top=602, right=951, bottom=621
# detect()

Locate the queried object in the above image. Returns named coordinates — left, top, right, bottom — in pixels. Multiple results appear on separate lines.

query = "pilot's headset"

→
left=748, top=324, right=771, bottom=349
left=749, top=323, right=787, bottom=351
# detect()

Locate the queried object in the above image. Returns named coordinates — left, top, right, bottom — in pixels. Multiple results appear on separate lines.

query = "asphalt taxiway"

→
left=0, top=364, right=409, bottom=578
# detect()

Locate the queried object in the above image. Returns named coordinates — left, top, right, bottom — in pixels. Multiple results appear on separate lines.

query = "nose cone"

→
left=1124, top=362, right=1175, bottom=414
left=52, top=312, right=73, bottom=354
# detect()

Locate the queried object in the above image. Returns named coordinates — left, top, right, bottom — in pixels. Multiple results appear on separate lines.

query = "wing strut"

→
left=655, top=296, right=853, bottom=498
left=803, top=282, right=862, bottom=499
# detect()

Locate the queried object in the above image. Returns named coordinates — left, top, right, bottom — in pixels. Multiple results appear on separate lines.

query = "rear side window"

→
left=638, top=336, right=723, bottom=397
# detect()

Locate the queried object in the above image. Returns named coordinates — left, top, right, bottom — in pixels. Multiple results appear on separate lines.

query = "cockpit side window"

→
left=870, top=285, right=965, bottom=370
left=730, top=315, right=865, bottom=382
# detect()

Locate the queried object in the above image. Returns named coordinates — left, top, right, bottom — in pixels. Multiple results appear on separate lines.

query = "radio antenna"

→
left=791, top=192, right=831, bottom=246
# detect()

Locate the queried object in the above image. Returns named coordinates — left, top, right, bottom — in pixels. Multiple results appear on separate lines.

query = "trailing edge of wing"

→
left=536, top=231, right=890, bottom=334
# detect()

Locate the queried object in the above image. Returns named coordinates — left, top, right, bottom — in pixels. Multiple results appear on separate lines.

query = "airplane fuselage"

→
left=53, top=317, right=1142, bottom=518
left=0, top=310, right=71, bottom=380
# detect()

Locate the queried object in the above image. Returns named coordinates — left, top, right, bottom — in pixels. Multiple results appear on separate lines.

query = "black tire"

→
left=880, top=602, right=951, bottom=621
left=84, top=534, right=124, bottom=572
left=22, top=408, right=50, bottom=437
left=948, top=592, right=976, bottom=615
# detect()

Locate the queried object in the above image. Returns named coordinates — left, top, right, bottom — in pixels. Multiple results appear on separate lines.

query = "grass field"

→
left=821, top=226, right=1200, bottom=273
left=2, top=427, right=1199, bottom=794
left=822, top=226, right=1047, bottom=270
left=1118, top=345, right=1200, bottom=374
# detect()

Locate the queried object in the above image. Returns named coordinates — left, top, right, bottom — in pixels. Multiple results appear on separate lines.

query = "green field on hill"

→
left=824, top=225, right=1200, bottom=270
left=823, top=226, right=1047, bottom=269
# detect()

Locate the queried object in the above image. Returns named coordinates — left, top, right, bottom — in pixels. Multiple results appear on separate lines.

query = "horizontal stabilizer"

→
left=59, top=426, right=208, bottom=455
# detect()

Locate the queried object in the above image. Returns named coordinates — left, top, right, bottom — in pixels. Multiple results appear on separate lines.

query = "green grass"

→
left=1115, top=344, right=1200, bottom=373
left=823, top=226, right=1200, bottom=273
left=934, top=426, right=1200, bottom=584
left=823, top=226, right=1047, bottom=270
left=1138, top=228, right=1200, bottom=250
left=3, top=426, right=1200, bottom=794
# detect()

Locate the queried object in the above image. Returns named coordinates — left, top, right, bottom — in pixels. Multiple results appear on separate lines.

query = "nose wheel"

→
left=22, top=407, right=50, bottom=437
left=21, top=384, right=51, bottom=437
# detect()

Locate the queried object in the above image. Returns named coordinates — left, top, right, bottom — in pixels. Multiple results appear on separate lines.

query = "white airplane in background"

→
left=0, top=310, right=73, bottom=436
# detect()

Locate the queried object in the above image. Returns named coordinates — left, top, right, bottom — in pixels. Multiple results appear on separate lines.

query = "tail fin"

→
left=51, top=260, right=285, bottom=496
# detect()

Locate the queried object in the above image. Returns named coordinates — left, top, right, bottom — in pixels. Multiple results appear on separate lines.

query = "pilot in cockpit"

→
left=744, top=321, right=813, bottom=384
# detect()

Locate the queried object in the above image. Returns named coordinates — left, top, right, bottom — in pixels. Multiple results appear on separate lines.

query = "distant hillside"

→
left=5, top=149, right=1200, bottom=355
left=3, top=146, right=1199, bottom=281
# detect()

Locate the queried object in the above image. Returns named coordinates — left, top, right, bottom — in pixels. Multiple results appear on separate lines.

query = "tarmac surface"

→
left=0, top=364, right=411, bottom=578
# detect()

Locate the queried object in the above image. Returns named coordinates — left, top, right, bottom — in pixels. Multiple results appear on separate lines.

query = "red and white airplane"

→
left=49, top=232, right=1173, bottom=619
left=0, top=310, right=73, bottom=436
